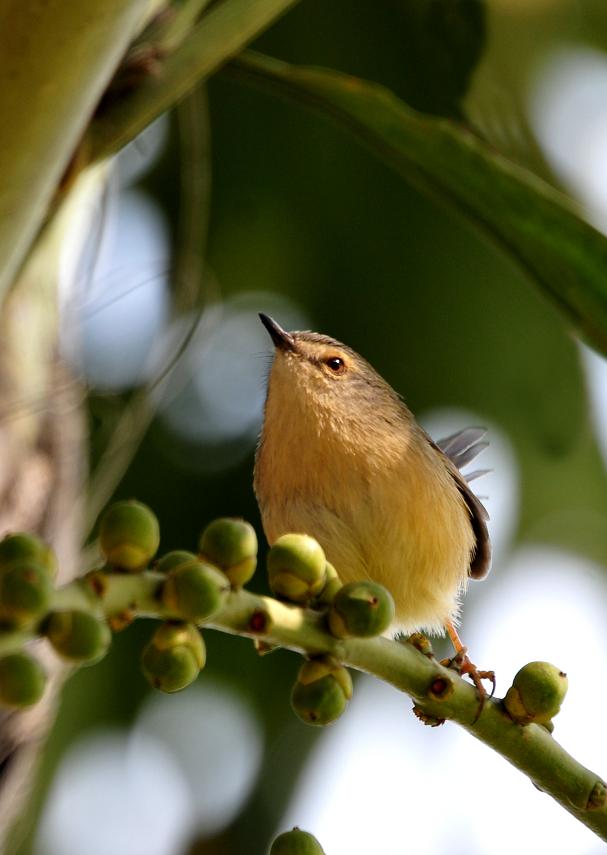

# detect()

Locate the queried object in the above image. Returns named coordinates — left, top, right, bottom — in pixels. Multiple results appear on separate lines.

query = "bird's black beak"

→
left=259, top=313, right=297, bottom=352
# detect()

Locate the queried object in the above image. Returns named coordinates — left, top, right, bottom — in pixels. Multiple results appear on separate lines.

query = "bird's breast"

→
left=255, top=425, right=475, bottom=634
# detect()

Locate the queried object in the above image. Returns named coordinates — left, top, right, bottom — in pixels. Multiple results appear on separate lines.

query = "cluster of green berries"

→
left=0, top=502, right=259, bottom=708
left=0, top=532, right=110, bottom=709
left=265, top=533, right=572, bottom=731
left=99, top=502, right=258, bottom=695
left=0, top=498, right=400, bottom=726
left=99, top=501, right=396, bottom=722
left=265, top=532, right=395, bottom=727
left=266, top=533, right=395, bottom=637
left=1, top=501, right=568, bottom=736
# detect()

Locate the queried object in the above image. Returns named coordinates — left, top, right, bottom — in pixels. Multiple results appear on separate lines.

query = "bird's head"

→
left=258, top=314, right=409, bottom=438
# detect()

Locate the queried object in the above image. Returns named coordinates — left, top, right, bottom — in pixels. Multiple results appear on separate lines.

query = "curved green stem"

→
left=88, top=0, right=301, bottom=162
left=1, top=570, right=606, bottom=840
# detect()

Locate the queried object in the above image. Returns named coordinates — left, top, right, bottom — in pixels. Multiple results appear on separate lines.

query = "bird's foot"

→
left=441, top=647, right=495, bottom=722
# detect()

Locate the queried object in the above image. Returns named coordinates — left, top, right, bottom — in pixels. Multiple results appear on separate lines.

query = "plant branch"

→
left=154, top=0, right=214, bottom=54
left=3, top=571, right=606, bottom=841
left=88, top=0, right=301, bottom=163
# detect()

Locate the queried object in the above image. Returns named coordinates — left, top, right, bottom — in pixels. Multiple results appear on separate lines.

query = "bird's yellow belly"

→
left=260, top=474, right=473, bottom=635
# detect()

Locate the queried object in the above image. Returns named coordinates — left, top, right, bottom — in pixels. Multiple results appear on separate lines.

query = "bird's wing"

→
left=453, top=469, right=491, bottom=579
left=433, top=427, right=491, bottom=580
left=436, top=427, right=489, bottom=470
left=464, top=469, right=491, bottom=483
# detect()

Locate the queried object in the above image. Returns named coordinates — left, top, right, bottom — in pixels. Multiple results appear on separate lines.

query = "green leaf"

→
left=392, top=0, right=486, bottom=117
left=0, top=0, right=149, bottom=302
left=229, top=50, right=607, bottom=357
left=89, top=0, right=302, bottom=161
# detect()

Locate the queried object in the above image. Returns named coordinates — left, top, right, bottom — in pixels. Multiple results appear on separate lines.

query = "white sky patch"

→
left=135, top=682, right=264, bottom=838
left=280, top=546, right=607, bottom=855
left=58, top=116, right=167, bottom=318
left=528, top=45, right=607, bottom=231
left=35, top=730, right=193, bottom=855
left=158, top=293, right=309, bottom=470
left=36, top=682, right=264, bottom=854
left=62, top=188, right=170, bottom=390
left=59, top=113, right=170, bottom=392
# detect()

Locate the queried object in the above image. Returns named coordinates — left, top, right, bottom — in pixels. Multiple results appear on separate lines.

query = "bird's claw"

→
left=441, top=647, right=495, bottom=722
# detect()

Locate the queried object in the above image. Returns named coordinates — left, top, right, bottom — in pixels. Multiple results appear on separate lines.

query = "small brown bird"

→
left=254, top=314, right=493, bottom=696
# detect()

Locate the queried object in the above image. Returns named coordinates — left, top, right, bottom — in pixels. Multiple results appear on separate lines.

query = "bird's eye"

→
left=324, top=356, right=346, bottom=375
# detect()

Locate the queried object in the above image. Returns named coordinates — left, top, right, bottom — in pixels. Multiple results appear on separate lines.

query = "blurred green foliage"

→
left=16, top=2, right=607, bottom=853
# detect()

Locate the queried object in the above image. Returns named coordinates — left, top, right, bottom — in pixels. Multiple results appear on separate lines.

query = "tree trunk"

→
left=0, top=223, right=87, bottom=853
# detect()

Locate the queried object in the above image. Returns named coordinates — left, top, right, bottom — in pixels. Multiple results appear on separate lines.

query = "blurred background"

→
left=16, top=0, right=607, bottom=852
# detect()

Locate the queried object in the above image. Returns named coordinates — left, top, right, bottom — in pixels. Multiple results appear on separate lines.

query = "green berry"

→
left=99, top=500, right=160, bottom=571
left=162, top=558, right=228, bottom=622
left=199, top=518, right=258, bottom=588
left=271, top=828, right=326, bottom=855
left=0, top=561, right=52, bottom=628
left=0, top=652, right=46, bottom=708
left=504, top=661, right=568, bottom=725
left=45, top=610, right=111, bottom=664
left=156, top=551, right=198, bottom=574
left=268, top=534, right=327, bottom=603
left=299, top=657, right=353, bottom=697
left=0, top=533, right=57, bottom=578
left=328, top=580, right=394, bottom=638
left=141, top=621, right=206, bottom=693
left=292, top=676, right=349, bottom=726
left=291, top=657, right=353, bottom=726
left=324, top=562, right=339, bottom=583
left=317, top=563, right=343, bottom=605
